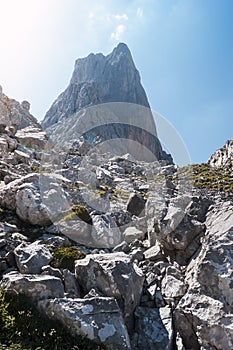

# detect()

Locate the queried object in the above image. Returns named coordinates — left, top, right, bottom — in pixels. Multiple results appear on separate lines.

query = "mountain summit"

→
left=42, top=43, right=150, bottom=129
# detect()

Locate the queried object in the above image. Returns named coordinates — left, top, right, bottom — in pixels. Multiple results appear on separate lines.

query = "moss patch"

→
left=51, top=246, right=86, bottom=272
left=176, top=163, right=233, bottom=193
left=62, top=204, right=91, bottom=223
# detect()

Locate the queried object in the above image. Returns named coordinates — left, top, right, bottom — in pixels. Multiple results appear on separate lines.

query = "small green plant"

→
left=0, top=289, right=15, bottom=341
left=112, top=188, right=130, bottom=200
left=97, top=185, right=109, bottom=196
left=51, top=246, right=86, bottom=272
left=175, top=163, right=233, bottom=193
left=62, top=204, right=91, bottom=223
left=30, top=165, right=53, bottom=174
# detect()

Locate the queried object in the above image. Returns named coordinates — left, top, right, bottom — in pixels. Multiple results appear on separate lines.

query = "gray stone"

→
left=91, top=214, right=122, bottom=248
left=75, top=252, right=144, bottom=328
left=208, top=139, right=233, bottom=169
left=123, top=226, right=145, bottom=243
left=161, top=272, right=187, bottom=300
left=56, top=219, right=93, bottom=246
left=0, top=89, right=39, bottom=131
left=144, top=243, right=164, bottom=261
left=14, top=149, right=30, bottom=164
left=129, top=249, right=144, bottom=263
left=0, top=272, right=64, bottom=300
left=174, top=202, right=233, bottom=349
left=38, top=233, right=71, bottom=247
left=38, top=297, right=131, bottom=350
left=63, top=269, right=81, bottom=298
left=112, top=240, right=130, bottom=253
left=15, top=126, right=47, bottom=149
left=0, top=174, right=48, bottom=224
left=134, top=306, right=169, bottom=350
left=14, top=241, right=53, bottom=274
left=41, top=265, right=63, bottom=279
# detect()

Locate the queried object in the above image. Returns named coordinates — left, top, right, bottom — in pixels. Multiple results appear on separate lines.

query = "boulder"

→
left=90, top=214, right=122, bottom=248
left=14, top=241, right=53, bottom=274
left=41, top=265, right=63, bottom=279
left=56, top=219, right=93, bottom=246
left=122, top=226, right=145, bottom=243
left=14, top=149, right=30, bottom=164
left=157, top=212, right=205, bottom=265
left=0, top=272, right=64, bottom=300
left=75, top=252, right=144, bottom=328
left=143, top=243, right=164, bottom=261
left=0, top=173, right=70, bottom=226
left=161, top=266, right=187, bottom=300
left=174, top=201, right=233, bottom=349
left=15, top=126, right=47, bottom=149
left=38, top=297, right=131, bottom=350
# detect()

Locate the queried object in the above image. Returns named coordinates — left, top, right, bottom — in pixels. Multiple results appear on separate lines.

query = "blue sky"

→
left=0, top=0, right=232, bottom=164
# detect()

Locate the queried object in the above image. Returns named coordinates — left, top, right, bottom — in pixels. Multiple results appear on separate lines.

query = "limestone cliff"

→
left=42, top=43, right=150, bottom=129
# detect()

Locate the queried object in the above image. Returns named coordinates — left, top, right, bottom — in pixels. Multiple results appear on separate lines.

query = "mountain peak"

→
left=113, top=42, right=131, bottom=54
left=42, top=44, right=150, bottom=129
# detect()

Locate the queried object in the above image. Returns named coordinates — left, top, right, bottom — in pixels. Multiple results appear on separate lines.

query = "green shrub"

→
left=51, top=246, right=86, bottom=272
left=175, top=163, right=233, bottom=193
left=0, top=289, right=105, bottom=350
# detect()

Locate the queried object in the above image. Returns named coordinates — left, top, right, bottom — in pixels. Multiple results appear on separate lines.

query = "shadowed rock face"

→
left=42, top=43, right=150, bottom=129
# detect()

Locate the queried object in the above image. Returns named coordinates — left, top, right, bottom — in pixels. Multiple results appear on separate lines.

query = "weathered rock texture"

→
left=0, top=86, right=39, bottom=131
left=41, top=43, right=172, bottom=163
left=174, top=200, right=233, bottom=349
left=39, top=297, right=131, bottom=350
left=42, top=43, right=150, bottom=129
left=208, top=138, right=233, bottom=169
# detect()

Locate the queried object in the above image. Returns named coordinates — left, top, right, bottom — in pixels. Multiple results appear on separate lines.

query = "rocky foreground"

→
left=0, top=115, right=232, bottom=350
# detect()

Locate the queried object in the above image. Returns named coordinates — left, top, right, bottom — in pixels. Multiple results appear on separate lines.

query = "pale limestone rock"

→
left=14, top=241, right=52, bottom=274
left=208, top=139, right=233, bottom=169
left=14, top=149, right=30, bottom=164
left=15, top=126, right=47, bottom=149
left=90, top=214, right=122, bottom=248
left=0, top=272, right=64, bottom=300
left=122, top=226, right=145, bottom=243
left=75, top=252, right=144, bottom=329
left=174, top=201, right=233, bottom=349
left=38, top=297, right=131, bottom=350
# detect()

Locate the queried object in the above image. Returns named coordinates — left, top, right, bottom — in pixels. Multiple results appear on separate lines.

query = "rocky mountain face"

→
left=41, top=43, right=172, bottom=163
left=208, top=139, right=233, bottom=169
left=42, top=43, right=150, bottom=129
left=0, top=47, right=232, bottom=349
